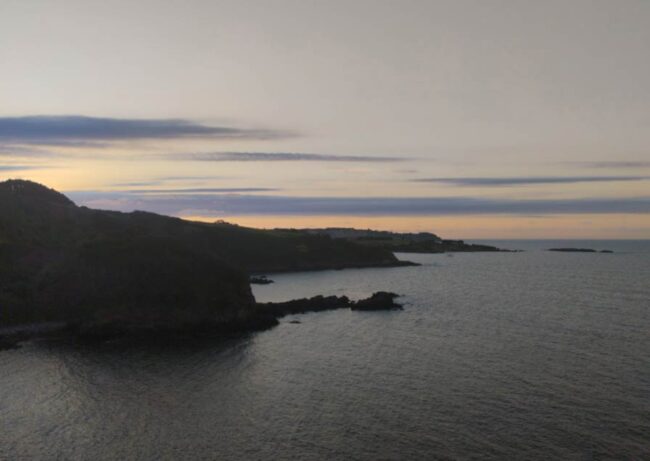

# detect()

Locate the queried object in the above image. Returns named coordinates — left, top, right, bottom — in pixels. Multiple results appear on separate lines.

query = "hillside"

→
left=0, top=180, right=412, bottom=328
left=0, top=181, right=409, bottom=273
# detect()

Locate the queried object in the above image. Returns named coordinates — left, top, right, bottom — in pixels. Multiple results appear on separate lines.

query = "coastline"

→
left=0, top=292, right=404, bottom=350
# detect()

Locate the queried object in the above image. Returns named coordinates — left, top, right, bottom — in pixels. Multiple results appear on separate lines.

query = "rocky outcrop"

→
left=351, top=292, right=402, bottom=311
left=256, top=292, right=403, bottom=318
left=250, top=276, right=274, bottom=284
left=257, top=295, right=351, bottom=318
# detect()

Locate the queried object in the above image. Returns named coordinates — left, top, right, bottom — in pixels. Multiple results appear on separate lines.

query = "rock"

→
left=289, top=320, right=302, bottom=324
left=250, top=276, right=274, bottom=284
left=351, top=292, right=402, bottom=311
left=257, top=295, right=351, bottom=318
left=258, top=292, right=405, bottom=317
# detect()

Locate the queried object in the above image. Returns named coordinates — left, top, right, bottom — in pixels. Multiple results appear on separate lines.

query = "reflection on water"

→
left=1, top=241, right=649, bottom=460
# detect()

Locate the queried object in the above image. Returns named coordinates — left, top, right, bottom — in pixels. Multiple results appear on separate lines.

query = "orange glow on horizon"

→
left=179, top=213, right=650, bottom=240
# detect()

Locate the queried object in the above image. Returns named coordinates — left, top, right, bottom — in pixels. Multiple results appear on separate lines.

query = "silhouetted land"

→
left=0, top=180, right=413, bottom=341
left=293, top=228, right=511, bottom=253
left=548, top=248, right=614, bottom=253
left=258, top=291, right=402, bottom=317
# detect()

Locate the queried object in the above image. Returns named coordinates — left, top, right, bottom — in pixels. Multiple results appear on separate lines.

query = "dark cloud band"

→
left=67, top=192, right=650, bottom=216
left=174, top=152, right=405, bottom=162
left=0, top=165, right=41, bottom=171
left=0, top=116, right=287, bottom=144
left=566, top=161, right=650, bottom=169
left=123, top=187, right=279, bottom=194
left=414, top=176, right=649, bottom=186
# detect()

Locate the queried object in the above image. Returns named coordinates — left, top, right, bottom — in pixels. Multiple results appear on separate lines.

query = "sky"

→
left=1, top=0, right=649, bottom=238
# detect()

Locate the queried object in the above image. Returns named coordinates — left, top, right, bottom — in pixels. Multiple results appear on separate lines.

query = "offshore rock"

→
left=351, top=292, right=402, bottom=311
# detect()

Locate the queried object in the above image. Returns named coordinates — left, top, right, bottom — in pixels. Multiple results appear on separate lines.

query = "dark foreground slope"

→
left=0, top=181, right=254, bottom=328
left=0, top=180, right=411, bottom=328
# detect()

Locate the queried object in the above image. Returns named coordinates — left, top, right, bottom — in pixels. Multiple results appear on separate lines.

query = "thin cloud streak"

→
left=173, top=152, right=406, bottom=162
left=111, top=181, right=162, bottom=188
left=414, top=176, right=649, bottom=186
left=0, top=144, right=62, bottom=157
left=0, top=116, right=290, bottom=144
left=66, top=192, right=650, bottom=216
left=157, top=175, right=225, bottom=181
left=122, top=187, right=279, bottom=194
left=565, top=161, right=650, bottom=169
left=0, top=165, right=42, bottom=171
left=110, top=176, right=230, bottom=188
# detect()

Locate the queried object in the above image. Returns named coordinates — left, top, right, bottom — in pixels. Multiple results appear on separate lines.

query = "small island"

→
left=548, top=248, right=614, bottom=253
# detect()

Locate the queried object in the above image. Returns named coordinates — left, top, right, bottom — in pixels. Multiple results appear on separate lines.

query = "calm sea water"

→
left=1, top=240, right=649, bottom=460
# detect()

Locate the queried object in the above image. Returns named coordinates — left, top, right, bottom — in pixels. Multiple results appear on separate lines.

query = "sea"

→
left=1, top=240, right=649, bottom=460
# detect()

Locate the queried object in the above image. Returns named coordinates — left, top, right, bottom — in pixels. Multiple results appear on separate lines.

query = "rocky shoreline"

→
left=258, top=291, right=402, bottom=317
left=0, top=292, right=403, bottom=350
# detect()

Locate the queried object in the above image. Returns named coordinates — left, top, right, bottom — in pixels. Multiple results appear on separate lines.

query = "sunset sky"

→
left=1, top=0, right=649, bottom=238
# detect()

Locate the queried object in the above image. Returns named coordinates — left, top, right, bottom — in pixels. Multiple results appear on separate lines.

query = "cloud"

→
left=414, top=176, right=649, bottom=186
left=110, top=176, right=231, bottom=188
left=172, top=151, right=406, bottom=162
left=0, top=116, right=289, bottom=145
left=157, top=175, right=225, bottom=181
left=66, top=192, right=650, bottom=216
left=122, top=187, right=279, bottom=194
left=111, top=181, right=163, bottom=187
left=567, top=161, right=650, bottom=169
left=0, top=144, right=62, bottom=158
left=0, top=165, right=42, bottom=171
